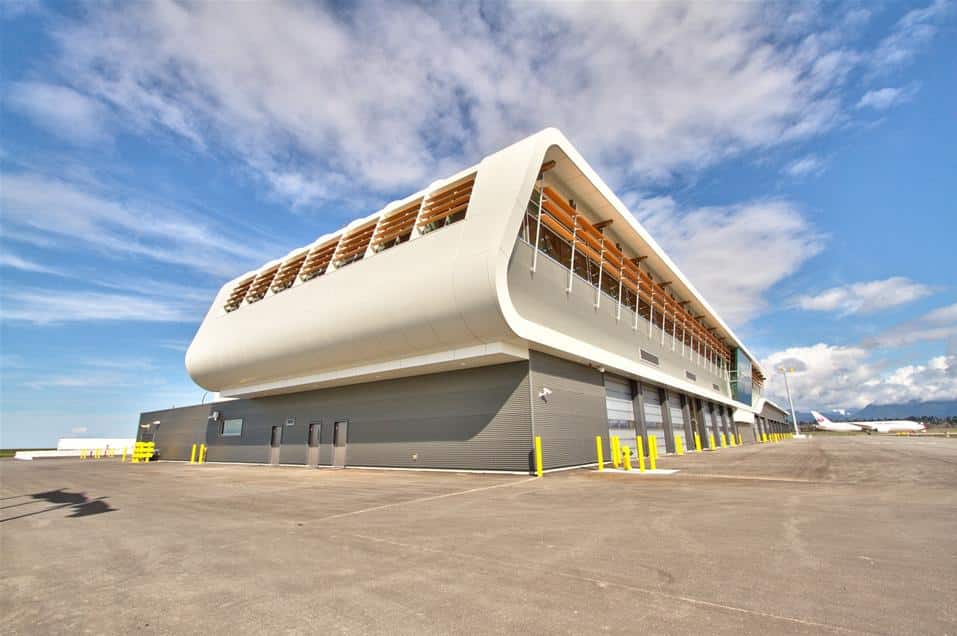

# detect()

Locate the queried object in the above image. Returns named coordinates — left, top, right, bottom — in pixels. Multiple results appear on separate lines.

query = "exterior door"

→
left=667, top=392, right=686, bottom=451
left=332, top=421, right=348, bottom=468
left=706, top=403, right=721, bottom=446
left=307, top=422, right=321, bottom=467
left=604, top=374, right=636, bottom=457
left=269, top=425, right=282, bottom=465
left=642, top=384, right=665, bottom=457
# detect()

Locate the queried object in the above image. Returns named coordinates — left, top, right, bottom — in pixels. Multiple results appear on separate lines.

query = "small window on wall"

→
left=713, top=383, right=721, bottom=392
left=640, top=349, right=659, bottom=366
left=221, top=418, right=243, bottom=437
left=686, top=371, right=697, bottom=382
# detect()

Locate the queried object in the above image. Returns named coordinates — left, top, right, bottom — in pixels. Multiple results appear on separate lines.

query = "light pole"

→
left=778, top=367, right=803, bottom=438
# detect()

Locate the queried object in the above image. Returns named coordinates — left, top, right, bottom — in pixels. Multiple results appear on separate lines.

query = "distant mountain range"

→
left=793, top=399, right=957, bottom=422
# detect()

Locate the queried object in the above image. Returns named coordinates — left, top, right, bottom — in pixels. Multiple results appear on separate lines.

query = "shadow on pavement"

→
left=0, top=489, right=115, bottom=523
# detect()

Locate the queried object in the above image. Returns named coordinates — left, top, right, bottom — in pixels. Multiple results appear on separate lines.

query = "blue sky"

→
left=2, top=1, right=955, bottom=447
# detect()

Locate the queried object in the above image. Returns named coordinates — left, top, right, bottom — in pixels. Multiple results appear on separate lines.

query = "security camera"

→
left=539, top=387, right=553, bottom=401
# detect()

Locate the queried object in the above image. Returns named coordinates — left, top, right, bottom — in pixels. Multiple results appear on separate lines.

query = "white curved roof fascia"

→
left=188, top=127, right=767, bottom=400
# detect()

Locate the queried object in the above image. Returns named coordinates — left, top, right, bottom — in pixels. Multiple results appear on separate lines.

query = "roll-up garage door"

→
left=605, top=375, right=636, bottom=454
left=642, top=384, right=665, bottom=457
left=667, top=392, right=686, bottom=450
left=704, top=403, right=718, bottom=446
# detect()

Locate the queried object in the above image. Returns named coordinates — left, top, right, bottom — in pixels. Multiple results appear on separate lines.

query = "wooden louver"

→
left=224, top=275, right=255, bottom=312
left=270, top=251, right=308, bottom=293
left=371, top=199, right=422, bottom=251
left=417, top=175, right=475, bottom=232
left=244, top=263, right=281, bottom=304
left=299, top=237, right=340, bottom=281
left=333, top=219, right=377, bottom=267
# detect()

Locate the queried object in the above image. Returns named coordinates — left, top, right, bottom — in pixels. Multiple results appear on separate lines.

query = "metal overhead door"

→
left=605, top=375, right=637, bottom=455
left=667, top=392, right=686, bottom=451
left=704, top=403, right=719, bottom=446
left=642, top=384, right=665, bottom=457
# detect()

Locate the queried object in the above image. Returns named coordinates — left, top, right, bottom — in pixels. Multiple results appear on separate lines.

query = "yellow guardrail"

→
left=130, top=441, right=155, bottom=463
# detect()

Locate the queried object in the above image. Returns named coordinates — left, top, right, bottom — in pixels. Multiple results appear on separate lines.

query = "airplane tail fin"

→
left=810, top=410, right=832, bottom=425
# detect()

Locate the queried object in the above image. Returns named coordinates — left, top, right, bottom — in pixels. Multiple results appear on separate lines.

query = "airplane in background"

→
left=810, top=411, right=927, bottom=434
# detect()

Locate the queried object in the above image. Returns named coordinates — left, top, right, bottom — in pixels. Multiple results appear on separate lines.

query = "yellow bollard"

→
left=675, top=435, right=684, bottom=456
left=611, top=436, right=621, bottom=469
left=648, top=436, right=658, bottom=471
left=709, top=433, right=716, bottom=449
left=729, top=432, right=737, bottom=447
left=534, top=436, right=543, bottom=477
left=738, top=433, right=743, bottom=445
left=622, top=446, right=632, bottom=471
left=694, top=432, right=702, bottom=452
left=720, top=433, right=727, bottom=448
left=762, top=432, right=767, bottom=443
left=636, top=436, right=646, bottom=472
left=121, top=447, right=127, bottom=463
left=200, top=444, right=207, bottom=464
left=190, top=443, right=197, bottom=465
left=595, top=436, right=604, bottom=471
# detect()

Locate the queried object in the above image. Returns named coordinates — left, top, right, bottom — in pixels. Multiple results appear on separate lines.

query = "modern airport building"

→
left=139, top=129, right=791, bottom=472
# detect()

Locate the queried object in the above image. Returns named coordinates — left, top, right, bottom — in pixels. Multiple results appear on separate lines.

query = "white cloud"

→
left=866, top=302, right=957, bottom=348
left=783, top=154, right=827, bottom=178
left=44, top=1, right=870, bottom=205
left=633, top=196, right=823, bottom=326
left=0, top=251, right=66, bottom=276
left=871, top=0, right=954, bottom=71
left=763, top=344, right=957, bottom=409
left=24, top=372, right=157, bottom=390
left=7, top=82, right=108, bottom=144
left=856, top=86, right=915, bottom=110
left=0, top=171, right=275, bottom=278
left=796, top=277, right=932, bottom=315
left=1, top=289, right=196, bottom=325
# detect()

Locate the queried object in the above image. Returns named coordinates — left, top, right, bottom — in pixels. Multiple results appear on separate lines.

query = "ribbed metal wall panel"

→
left=138, top=405, right=211, bottom=461
left=529, top=351, right=607, bottom=469
left=144, top=362, right=532, bottom=471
